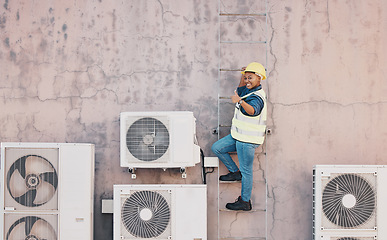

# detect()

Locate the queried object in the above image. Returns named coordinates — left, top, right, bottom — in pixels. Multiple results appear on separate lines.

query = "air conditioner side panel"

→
left=169, top=114, right=195, bottom=165
left=175, top=185, right=207, bottom=239
left=313, top=167, right=323, bottom=240
left=377, top=167, right=387, bottom=238
left=0, top=143, right=5, bottom=239
left=59, top=144, right=95, bottom=240
left=113, top=186, right=121, bottom=240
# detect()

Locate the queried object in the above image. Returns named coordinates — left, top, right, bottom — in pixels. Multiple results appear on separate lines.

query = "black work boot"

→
left=219, top=171, right=242, bottom=181
left=226, top=196, right=252, bottom=211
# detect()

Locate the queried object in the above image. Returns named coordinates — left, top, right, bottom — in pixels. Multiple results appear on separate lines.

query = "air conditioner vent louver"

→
left=121, top=190, right=170, bottom=238
left=7, top=155, right=58, bottom=207
left=126, top=117, right=170, bottom=162
left=322, top=173, right=375, bottom=228
left=337, top=238, right=358, bottom=240
left=6, top=216, right=57, bottom=240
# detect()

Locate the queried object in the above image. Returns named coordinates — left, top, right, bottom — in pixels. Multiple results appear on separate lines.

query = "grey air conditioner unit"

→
left=0, top=142, right=95, bottom=240
left=114, top=184, right=207, bottom=240
left=120, top=111, right=200, bottom=177
left=313, top=165, right=387, bottom=240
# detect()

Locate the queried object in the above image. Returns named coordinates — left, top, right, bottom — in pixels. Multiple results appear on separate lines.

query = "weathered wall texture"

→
left=267, top=1, right=387, bottom=239
left=1, top=0, right=386, bottom=239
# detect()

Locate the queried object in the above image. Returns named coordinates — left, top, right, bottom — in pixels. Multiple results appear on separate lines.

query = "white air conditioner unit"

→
left=120, top=111, right=200, bottom=171
left=114, top=184, right=207, bottom=240
left=0, top=142, right=95, bottom=240
left=313, top=165, right=387, bottom=240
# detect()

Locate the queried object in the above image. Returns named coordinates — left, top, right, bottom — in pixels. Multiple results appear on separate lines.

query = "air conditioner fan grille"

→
left=6, top=216, right=57, bottom=240
left=322, top=173, right=375, bottom=228
left=6, top=155, right=58, bottom=207
left=126, top=117, right=169, bottom=162
left=121, top=190, right=170, bottom=238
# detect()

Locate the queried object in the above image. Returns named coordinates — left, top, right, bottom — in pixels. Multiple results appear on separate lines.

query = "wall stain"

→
left=39, top=39, right=47, bottom=51
left=62, top=24, right=68, bottom=40
left=4, top=37, right=9, bottom=48
left=0, top=14, right=6, bottom=28
left=9, top=51, right=16, bottom=62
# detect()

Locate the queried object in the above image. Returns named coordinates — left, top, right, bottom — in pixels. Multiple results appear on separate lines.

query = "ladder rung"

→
left=221, top=40, right=266, bottom=44
left=220, top=238, right=266, bottom=240
left=220, top=68, right=268, bottom=72
left=220, top=68, right=241, bottom=72
left=219, top=13, right=266, bottom=17
left=219, top=208, right=266, bottom=212
left=219, top=180, right=241, bottom=183
left=218, top=96, right=230, bottom=100
left=220, top=180, right=266, bottom=184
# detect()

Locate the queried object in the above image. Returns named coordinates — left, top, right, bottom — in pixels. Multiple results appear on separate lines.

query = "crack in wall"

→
left=266, top=4, right=278, bottom=139
left=272, top=100, right=387, bottom=108
left=269, top=185, right=277, bottom=240
left=326, top=0, right=331, bottom=33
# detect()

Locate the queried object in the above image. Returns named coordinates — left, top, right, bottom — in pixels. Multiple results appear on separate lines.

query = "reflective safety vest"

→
left=231, top=89, right=267, bottom=144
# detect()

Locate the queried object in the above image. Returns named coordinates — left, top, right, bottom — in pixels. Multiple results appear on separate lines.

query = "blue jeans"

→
left=211, top=134, right=259, bottom=202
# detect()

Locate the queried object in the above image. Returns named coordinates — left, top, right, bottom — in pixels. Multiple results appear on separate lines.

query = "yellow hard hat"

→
left=241, top=62, right=266, bottom=80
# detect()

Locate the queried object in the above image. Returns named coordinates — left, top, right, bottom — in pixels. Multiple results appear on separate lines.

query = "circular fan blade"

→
left=322, top=173, right=375, bottom=228
left=40, top=171, right=58, bottom=188
left=25, top=155, right=54, bottom=175
left=126, top=118, right=155, bottom=149
left=7, top=155, right=27, bottom=179
left=6, top=218, right=26, bottom=239
left=14, top=189, right=37, bottom=207
left=24, top=216, right=40, bottom=236
left=122, top=190, right=170, bottom=238
left=6, top=216, right=57, bottom=240
left=130, top=142, right=153, bottom=158
left=7, top=155, right=58, bottom=207
left=8, top=168, right=29, bottom=198
left=30, top=218, right=57, bottom=240
left=153, top=129, right=169, bottom=147
left=126, top=135, right=144, bottom=147
left=127, top=118, right=153, bottom=138
left=33, top=181, right=56, bottom=205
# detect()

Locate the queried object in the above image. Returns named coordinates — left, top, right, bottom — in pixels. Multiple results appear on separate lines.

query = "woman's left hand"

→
left=231, top=90, right=241, bottom=103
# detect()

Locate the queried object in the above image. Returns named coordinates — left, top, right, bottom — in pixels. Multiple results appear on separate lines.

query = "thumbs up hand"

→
left=231, top=90, right=242, bottom=104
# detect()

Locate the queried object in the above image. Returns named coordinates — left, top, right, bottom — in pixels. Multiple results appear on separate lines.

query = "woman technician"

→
left=211, top=62, right=267, bottom=211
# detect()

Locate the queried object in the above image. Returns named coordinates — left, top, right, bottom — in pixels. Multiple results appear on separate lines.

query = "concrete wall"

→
left=1, top=0, right=386, bottom=239
left=267, top=0, right=387, bottom=239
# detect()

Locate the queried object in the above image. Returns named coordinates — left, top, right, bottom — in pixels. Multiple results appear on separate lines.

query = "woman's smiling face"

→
left=243, top=72, right=261, bottom=89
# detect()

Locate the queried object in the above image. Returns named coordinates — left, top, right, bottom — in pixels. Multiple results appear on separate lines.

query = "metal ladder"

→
left=216, top=0, right=268, bottom=239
